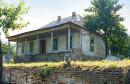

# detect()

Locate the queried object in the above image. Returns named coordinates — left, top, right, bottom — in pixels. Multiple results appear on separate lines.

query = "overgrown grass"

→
left=71, top=60, right=130, bottom=71
left=4, top=62, right=65, bottom=69
left=3, top=60, right=130, bottom=71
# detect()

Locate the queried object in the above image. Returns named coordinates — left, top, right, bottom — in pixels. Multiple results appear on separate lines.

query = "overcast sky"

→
left=1, top=0, right=130, bottom=41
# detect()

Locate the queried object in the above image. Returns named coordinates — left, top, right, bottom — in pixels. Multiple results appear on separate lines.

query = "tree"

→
left=83, top=0, right=128, bottom=57
left=1, top=42, right=15, bottom=55
left=0, top=1, right=29, bottom=83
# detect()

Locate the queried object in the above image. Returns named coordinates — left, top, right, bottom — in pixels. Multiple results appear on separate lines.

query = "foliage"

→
left=1, top=42, right=15, bottom=55
left=83, top=0, right=128, bottom=56
left=0, top=0, right=30, bottom=36
left=1, top=42, right=8, bottom=55
left=0, top=0, right=29, bottom=82
left=128, top=36, right=130, bottom=56
left=39, top=65, right=53, bottom=80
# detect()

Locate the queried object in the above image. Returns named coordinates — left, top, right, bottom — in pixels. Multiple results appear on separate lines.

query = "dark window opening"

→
left=29, top=41, right=34, bottom=53
left=66, top=35, right=73, bottom=49
left=53, top=38, right=58, bottom=51
left=70, top=35, right=72, bottom=49
left=21, top=43, right=25, bottom=54
left=40, top=40, right=46, bottom=54
left=90, top=37, right=94, bottom=52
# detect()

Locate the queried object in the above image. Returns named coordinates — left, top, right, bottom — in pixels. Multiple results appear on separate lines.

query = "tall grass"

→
left=4, top=60, right=130, bottom=70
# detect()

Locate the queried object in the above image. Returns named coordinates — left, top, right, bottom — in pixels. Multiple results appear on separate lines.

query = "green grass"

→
left=3, top=60, right=130, bottom=71
left=4, top=62, right=65, bottom=69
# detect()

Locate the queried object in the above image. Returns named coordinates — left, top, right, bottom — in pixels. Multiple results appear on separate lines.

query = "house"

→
left=7, top=12, right=105, bottom=62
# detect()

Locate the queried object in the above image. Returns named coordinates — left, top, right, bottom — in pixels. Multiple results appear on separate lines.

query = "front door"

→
left=40, top=40, right=46, bottom=54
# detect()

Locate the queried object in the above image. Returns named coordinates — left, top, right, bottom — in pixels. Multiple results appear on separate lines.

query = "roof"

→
left=7, top=12, right=102, bottom=40
left=42, top=14, right=83, bottom=28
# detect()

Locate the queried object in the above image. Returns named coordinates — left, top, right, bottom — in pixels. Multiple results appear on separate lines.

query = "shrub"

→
left=39, top=65, right=53, bottom=81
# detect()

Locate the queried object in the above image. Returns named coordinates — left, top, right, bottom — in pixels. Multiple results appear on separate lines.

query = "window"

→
left=70, top=35, right=72, bottom=49
left=53, top=38, right=58, bottom=51
left=90, top=37, right=94, bottom=52
left=66, top=35, right=73, bottom=49
left=29, top=41, right=34, bottom=53
left=21, top=43, right=25, bottom=54
left=66, top=36, right=68, bottom=50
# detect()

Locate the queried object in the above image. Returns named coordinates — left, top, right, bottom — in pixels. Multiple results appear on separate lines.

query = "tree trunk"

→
left=105, top=31, right=108, bottom=58
left=0, top=34, right=3, bottom=83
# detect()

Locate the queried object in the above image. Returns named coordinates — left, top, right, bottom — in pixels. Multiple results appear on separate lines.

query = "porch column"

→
left=68, top=28, right=71, bottom=50
left=25, top=36, right=27, bottom=56
left=7, top=40, right=10, bottom=59
left=51, top=31, right=54, bottom=51
left=79, top=29, right=82, bottom=49
left=16, top=38, right=18, bottom=57
left=36, top=35, right=39, bottom=54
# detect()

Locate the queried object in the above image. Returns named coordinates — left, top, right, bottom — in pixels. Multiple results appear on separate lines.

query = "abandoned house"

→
left=7, top=12, right=105, bottom=62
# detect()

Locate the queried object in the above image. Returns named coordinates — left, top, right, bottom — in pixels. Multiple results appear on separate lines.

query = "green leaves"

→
left=0, top=1, right=29, bottom=36
left=1, top=42, right=15, bottom=56
left=83, top=0, right=128, bottom=56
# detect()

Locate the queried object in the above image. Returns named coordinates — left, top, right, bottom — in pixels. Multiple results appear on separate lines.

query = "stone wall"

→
left=3, top=68, right=129, bottom=84
left=14, top=49, right=84, bottom=63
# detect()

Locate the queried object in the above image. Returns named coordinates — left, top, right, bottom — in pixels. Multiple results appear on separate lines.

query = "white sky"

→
left=1, top=0, right=130, bottom=42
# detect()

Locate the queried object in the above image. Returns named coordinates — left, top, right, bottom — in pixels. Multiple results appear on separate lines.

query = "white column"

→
left=68, top=28, right=71, bottom=50
left=51, top=31, right=54, bottom=52
left=36, top=35, right=39, bottom=54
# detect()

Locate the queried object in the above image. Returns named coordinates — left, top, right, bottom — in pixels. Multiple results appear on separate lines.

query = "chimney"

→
left=57, top=16, right=61, bottom=22
left=72, top=12, right=76, bottom=18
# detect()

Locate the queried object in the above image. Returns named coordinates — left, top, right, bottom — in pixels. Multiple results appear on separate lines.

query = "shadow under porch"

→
left=13, top=27, right=82, bottom=63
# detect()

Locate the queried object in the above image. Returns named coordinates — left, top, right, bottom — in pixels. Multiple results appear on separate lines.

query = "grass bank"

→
left=3, top=60, right=130, bottom=71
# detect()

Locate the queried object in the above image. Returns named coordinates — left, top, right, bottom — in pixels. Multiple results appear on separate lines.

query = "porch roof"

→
left=6, top=13, right=101, bottom=41
left=7, top=22, right=84, bottom=41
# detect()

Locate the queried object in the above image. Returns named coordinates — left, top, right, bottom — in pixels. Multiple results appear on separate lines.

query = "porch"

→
left=8, top=23, right=83, bottom=62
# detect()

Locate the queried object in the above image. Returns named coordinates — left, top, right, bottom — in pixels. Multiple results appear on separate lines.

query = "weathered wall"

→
left=3, top=68, right=128, bottom=84
left=94, top=35, right=105, bottom=57
left=81, top=28, right=105, bottom=58
left=46, top=32, right=80, bottom=53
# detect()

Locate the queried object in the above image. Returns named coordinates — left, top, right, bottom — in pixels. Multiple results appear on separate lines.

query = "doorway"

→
left=40, top=40, right=46, bottom=54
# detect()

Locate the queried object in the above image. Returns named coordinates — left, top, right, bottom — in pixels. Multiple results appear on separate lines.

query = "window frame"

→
left=21, top=42, right=25, bottom=54
left=29, top=41, right=34, bottom=54
left=90, top=37, right=94, bottom=52
left=53, top=38, right=58, bottom=51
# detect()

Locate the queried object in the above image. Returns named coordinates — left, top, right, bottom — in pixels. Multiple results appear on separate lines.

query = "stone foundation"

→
left=14, top=49, right=84, bottom=63
left=3, top=68, right=129, bottom=84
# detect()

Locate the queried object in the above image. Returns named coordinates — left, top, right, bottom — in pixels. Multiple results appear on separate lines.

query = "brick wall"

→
left=3, top=68, right=129, bottom=84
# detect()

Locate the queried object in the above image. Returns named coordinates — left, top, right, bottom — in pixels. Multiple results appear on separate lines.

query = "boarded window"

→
left=90, top=37, right=94, bottom=52
left=70, top=35, right=73, bottom=49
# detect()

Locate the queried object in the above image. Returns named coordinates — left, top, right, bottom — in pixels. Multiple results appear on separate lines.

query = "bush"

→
left=39, top=65, right=54, bottom=80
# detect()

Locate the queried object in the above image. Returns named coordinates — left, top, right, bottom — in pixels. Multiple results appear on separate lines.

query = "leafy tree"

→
left=0, top=1, right=29, bottom=83
left=1, top=42, right=15, bottom=55
left=83, top=0, right=128, bottom=57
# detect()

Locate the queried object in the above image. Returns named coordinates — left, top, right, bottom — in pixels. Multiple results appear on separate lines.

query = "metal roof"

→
left=42, top=14, right=83, bottom=28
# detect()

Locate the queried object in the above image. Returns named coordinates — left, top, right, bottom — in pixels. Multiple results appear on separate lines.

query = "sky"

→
left=1, top=0, right=130, bottom=41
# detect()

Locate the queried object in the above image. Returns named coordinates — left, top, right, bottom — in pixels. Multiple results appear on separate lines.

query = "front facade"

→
left=7, top=12, right=105, bottom=62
